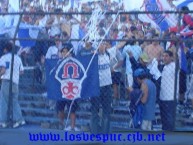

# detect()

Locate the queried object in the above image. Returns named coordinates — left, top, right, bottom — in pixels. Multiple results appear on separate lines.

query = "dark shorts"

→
left=179, top=70, right=187, bottom=94
left=56, top=99, right=79, bottom=113
left=112, top=72, right=122, bottom=85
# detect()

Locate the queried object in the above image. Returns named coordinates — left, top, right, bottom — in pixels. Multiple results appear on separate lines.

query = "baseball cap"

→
left=133, top=68, right=147, bottom=78
left=140, top=52, right=150, bottom=63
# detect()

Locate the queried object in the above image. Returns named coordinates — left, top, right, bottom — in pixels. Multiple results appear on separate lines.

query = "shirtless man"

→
left=143, top=35, right=164, bottom=63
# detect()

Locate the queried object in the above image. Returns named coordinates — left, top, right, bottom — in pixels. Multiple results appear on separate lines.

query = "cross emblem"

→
left=62, top=81, right=79, bottom=99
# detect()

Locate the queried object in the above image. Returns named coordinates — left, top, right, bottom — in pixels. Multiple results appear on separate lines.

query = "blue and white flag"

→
left=45, top=54, right=100, bottom=100
left=175, top=0, right=193, bottom=9
left=126, top=0, right=193, bottom=31
left=140, top=0, right=175, bottom=31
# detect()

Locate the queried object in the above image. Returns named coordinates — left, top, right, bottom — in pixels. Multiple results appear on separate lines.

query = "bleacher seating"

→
left=18, top=69, right=193, bottom=131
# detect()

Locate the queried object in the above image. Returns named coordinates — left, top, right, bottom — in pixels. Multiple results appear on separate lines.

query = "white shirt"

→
left=45, top=45, right=62, bottom=59
left=38, top=16, right=48, bottom=28
left=98, top=53, right=112, bottom=87
left=160, top=62, right=178, bottom=101
left=147, top=58, right=161, bottom=80
left=125, top=45, right=142, bottom=62
left=0, top=53, right=24, bottom=84
left=107, top=46, right=123, bottom=72
left=122, top=45, right=133, bottom=74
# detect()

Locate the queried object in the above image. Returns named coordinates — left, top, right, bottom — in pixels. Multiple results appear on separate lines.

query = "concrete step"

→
left=19, top=93, right=193, bottom=130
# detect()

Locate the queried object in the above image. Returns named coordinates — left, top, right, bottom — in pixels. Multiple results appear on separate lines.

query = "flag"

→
left=141, top=0, right=171, bottom=31
left=18, top=27, right=37, bottom=48
left=176, top=0, right=193, bottom=9
left=139, top=0, right=177, bottom=31
left=45, top=54, right=100, bottom=100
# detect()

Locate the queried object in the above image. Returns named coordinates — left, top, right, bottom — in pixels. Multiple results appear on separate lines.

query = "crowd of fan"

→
left=0, top=0, right=193, bottom=131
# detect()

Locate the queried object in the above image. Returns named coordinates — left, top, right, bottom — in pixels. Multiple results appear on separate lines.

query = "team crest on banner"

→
left=145, top=0, right=165, bottom=23
left=55, top=57, right=86, bottom=100
left=45, top=54, right=99, bottom=101
left=144, top=0, right=169, bottom=31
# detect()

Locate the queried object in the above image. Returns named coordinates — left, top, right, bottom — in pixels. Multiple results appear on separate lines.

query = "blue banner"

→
left=18, top=27, right=37, bottom=47
left=45, top=54, right=100, bottom=100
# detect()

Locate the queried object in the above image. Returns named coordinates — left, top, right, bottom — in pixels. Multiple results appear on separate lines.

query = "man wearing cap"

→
left=133, top=68, right=156, bottom=130
left=129, top=52, right=150, bottom=71
left=130, top=52, right=161, bottom=101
